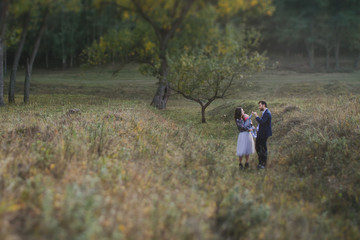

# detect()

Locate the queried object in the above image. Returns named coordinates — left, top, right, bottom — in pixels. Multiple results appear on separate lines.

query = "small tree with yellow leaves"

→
left=168, top=48, right=266, bottom=123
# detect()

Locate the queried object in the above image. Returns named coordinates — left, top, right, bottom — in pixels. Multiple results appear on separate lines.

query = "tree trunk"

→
left=201, top=105, right=206, bottom=123
left=334, top=37, right=340, bottom=70
left=45, top=25, right=49, bottom=69
left=46, top=51, right=49, bottom=68
left=151, top=43, right=170, bottom=109
left=23, top=9, right=49, bottom=103
left=354, top=52, right=360, bottom=69
left=24, top=57, right=30, bottom=103
left=0, top=39, right=5, bottom=106
left=4, top=43, right=6, bottom=76
left=0, top=0, right=10, bottom=106
left=151, top=82, right=170, bottom=109
left=325, top=45, right=331, bottom=71
left=62, top=55, right=66, bottom=70
left=305, top=41, right=315, bottom=69
left=9, top=14, right=29, bottom=103
left=61, top=6, right=65, bottom=70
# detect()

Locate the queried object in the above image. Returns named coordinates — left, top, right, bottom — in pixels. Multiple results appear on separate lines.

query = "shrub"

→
left=215, top=187, right=269, bottom=239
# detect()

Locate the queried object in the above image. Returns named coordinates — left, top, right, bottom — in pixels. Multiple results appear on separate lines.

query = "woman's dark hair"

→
left=235, top=107, right=243, bottom=121
left=258, top=100, right=267, bottom=107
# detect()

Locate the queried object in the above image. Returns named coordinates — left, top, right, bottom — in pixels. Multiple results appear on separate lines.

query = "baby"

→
left=243, top=114, right=257, bottom=138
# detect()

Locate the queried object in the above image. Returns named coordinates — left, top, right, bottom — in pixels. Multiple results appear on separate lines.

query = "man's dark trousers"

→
left=256, top=137, right=268, bottom=166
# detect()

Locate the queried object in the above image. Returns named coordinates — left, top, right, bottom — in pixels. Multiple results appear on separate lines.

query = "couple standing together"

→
left=235, top=100, right=272, bottom=170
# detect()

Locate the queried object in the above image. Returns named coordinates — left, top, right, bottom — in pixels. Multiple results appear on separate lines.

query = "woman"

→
left=235, top=107, right=255, bottom=169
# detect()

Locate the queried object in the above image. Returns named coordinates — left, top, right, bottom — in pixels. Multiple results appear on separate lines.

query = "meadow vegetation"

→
left=0, top=65, right=359, bottom=239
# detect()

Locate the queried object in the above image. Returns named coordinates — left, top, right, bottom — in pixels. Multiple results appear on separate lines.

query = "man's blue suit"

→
left=256, top=109, right=272, bottom=139
left=255, top=109, right=272, bottom=167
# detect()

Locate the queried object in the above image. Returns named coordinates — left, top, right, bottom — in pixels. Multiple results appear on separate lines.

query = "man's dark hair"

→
left=258, top=100, right=267, bottom=107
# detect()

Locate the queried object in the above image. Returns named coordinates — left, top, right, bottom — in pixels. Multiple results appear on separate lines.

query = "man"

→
left=252, top=100, right=272, bottom=169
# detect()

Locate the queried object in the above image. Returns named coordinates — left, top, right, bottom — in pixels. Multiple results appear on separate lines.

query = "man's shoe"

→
left=245, top=163, right=249, bottom=169
left=239, top=163, right=244, bottom=170
left=257, top=164, right=265, bottom=170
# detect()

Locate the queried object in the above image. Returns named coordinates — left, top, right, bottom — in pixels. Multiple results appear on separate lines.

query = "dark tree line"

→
left=3, top=0, right=359, bottom=71
left=1, top=0, right=120, bottom=104
left=262, top=0, right=360, bottom=70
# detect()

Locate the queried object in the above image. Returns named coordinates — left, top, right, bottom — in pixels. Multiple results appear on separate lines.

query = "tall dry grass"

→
left=0, top=96, right=265, bottom=240
left=274, top=96, right=360, bottom=224
left=0, top=94, right=359, bottom=240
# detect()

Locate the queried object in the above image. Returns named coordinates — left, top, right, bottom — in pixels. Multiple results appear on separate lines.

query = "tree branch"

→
left=116, top=4, right=135, bottom=12
left=164, top=0, right=195, bottom=44
left=29, top=8, right=49, bottom=67
left=170, top=86, right=203, bottom=106
left=0, top=0, right=10, bottom=39
left=130, top=0, right=162, bottom=41
left=220, top=74, right=235, bottom=98
left=171, top=0, right=181, bottom=18
left=97, top=0, right=134, bottom=12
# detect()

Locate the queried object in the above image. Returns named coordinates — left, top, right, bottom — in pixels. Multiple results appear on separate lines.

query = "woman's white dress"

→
left=236, top=131, right=255, bottom=156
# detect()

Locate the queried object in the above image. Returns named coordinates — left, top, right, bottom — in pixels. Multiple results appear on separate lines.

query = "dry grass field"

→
left=0, top=65, right=359, bottom=239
